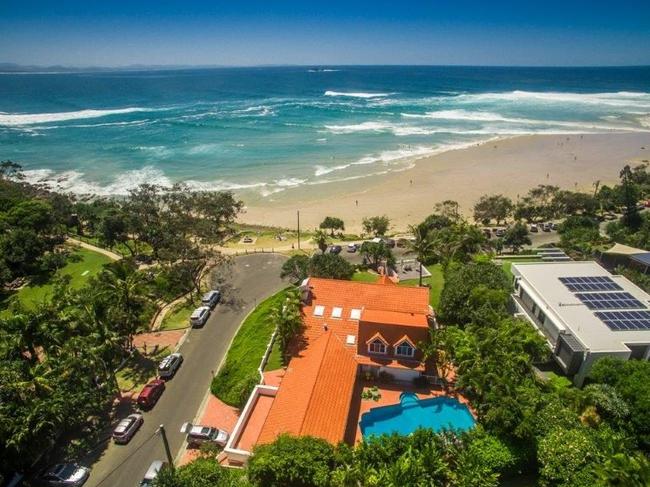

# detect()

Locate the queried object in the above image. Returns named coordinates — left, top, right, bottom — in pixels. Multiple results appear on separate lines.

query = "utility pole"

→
left=297, top=210, right=301, bottom=251
left=159, top=424, right=174, bottom=471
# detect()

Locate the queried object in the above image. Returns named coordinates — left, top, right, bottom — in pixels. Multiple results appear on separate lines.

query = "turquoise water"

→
left=359, top=393, right=476, bottom=437
left=0, top=66, right=649, bottom=196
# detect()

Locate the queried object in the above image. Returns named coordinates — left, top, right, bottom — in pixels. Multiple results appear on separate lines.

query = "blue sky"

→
left=1, top=1, right=649, bottom=67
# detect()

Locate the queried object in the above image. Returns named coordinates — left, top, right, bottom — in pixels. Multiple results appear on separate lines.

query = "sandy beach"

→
left=239, top=133, right=650, bottom=232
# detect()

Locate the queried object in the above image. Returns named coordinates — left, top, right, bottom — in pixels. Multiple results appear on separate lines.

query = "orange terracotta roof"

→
left=365, top=331, right=388, bottom=345
left=257, top=331, right=358, bottom=445
left=393, top=335, right=416, bottom=347
left=361, top=309, right=429, bottom=327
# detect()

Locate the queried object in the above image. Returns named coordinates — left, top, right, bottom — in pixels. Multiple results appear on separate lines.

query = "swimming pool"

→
left=359, top=393, right=475, bottom=438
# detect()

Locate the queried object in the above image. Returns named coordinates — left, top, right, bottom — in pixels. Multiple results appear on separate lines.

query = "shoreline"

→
left=238, top=132, right=650, bottom=232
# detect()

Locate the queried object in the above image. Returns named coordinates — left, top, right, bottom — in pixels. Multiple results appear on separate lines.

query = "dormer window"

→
left=331, top=307, right=342, bottom=319
left=395, top=337, right=416, bottom=358
left=366, top=333, right=388, bottom=355
left=313, top=305, right=325, bottom=317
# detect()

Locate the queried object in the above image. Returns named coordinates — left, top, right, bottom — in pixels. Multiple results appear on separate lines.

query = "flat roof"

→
left=512, top=261, right=650, bottom=353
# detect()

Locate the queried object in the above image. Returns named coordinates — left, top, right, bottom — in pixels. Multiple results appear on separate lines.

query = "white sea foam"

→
left=454, top=90, right=650, bottom=108
left=308, top=69, right=340, bottom=72
left=0, top=107, right=153, bottom=126
left=324, top=91, right=392, bottom=99
left=324, top=121, right=393, bottom=134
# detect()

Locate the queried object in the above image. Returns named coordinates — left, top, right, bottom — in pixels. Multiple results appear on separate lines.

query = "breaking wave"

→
left=0, top=107, right=153, bottom=126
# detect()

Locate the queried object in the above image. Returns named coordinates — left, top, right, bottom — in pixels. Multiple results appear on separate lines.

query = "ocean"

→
left=0, top=66, right=649, bottom=197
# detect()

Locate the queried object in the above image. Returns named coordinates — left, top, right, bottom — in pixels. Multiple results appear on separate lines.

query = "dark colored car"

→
left=137, top=379, right=165, bottom=410
left=112, top=413, right=143, bottom=444
left=39, top=463, right=90, bottom=486
left=328, top=245, right=342, bottom=254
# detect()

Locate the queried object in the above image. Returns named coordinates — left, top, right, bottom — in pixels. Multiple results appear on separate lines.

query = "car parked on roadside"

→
left=201, top=290, right=221, bottom=308
left=181, top=422, right=230, bottom=448
left=139, top=460, right=167, bottom=487
left=542, top=222, right=552, bottom=232
left=495, top=228, right=506, bottom=237
left=530, top=224, right=539, bottom=232
left=328, top=245, right=342, bottom=254
left=39, top=463, right=90, bottom=486
left=158, top=353, right=183, bottom=380
left=112, top=413, right=143, bottom=444
left=346, top=243, right=358, bottom=253
left=551, top=222, right=559, bottom=231
left=190, top=306, right=211, bottom=327
left=137, top=379, right=165, bottom=410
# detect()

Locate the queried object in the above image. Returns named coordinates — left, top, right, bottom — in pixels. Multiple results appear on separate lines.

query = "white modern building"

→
left=511, top=261, right=650, bottom=386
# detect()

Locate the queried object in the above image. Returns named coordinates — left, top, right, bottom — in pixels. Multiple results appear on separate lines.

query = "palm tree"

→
left=312, top=229, right=330, bottom=254
left=270, top=289, right=303, bottom=362
left=406, top=224, right=437, bottom=286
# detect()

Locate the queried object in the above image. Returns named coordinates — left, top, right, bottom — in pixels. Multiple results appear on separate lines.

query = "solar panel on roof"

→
left=559, top=276, right=623, bottom=292
left=595, top=310, right=650, bottom=331
left=575, top=292, right=645, bottom=310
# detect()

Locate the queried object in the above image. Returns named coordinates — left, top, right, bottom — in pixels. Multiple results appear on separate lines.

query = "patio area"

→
left=348, top=380, right=472, bottom=444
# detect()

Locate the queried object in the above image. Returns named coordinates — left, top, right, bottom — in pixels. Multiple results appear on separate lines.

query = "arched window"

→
left=368, top=338, right=387, bottom=355
left=395, top=339, right=415, bottom=358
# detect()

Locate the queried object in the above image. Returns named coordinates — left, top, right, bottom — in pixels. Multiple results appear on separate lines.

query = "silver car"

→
left=39, top=463, right=89, bottom=486
left=201, top=290, right=221, bottom=308
left=181, top=422, right=229, bottom=448
left=139, top=460, right=167, bottom=487
left=158, top=353, right=183, bottom=379
left=189, top=306, right=210, bottom=327
left=112, top=413, right=143, bottom=444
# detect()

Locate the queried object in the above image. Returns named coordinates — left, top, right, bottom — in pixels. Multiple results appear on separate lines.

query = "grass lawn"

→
left=116, top=346, right=170, bottom=393
left=498, top=257, right=543, bottom=279
left=211, top=287, right=290, bottom=408
left=352, top=271, right=379, bottom=283
left=160, top=301, right=194, bottom=331
left=1, top=247, right=112, bottom=314
left=398, top=264, right=444, bottom=310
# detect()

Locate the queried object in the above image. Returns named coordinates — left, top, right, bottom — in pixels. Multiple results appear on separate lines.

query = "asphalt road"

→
left=85, top=253, right=287, bottom=487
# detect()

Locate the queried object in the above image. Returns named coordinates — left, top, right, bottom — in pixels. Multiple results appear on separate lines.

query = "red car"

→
left=137, top=379, right=165, bottom=410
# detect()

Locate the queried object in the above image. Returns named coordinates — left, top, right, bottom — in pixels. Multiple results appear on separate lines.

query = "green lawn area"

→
left=352, top=271, right=379, bottom=283
left=399, top=264, right=444, bottom=310
left=160, top=301, right=194, bottom=331
left=1, top=247, right=112, bottom=314
left=498, top=257, right=543, bottom=279
left=211, top=287, right=290, bottom=408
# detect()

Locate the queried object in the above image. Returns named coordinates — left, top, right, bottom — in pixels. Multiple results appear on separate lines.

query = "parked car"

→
left=201, top=290, right=221, bottom=308
left=139, top=461, right=167, bottom=487
left=242, top=236, right=253, bottom=243
left=551, top=222, right=559, bottom=231
left=530, top=224, right=539, bottom=232
left=158, top=353, right=183, bottom=379
left=39, top=463, right=89, bottom=486
left=190, top=306, right=211, bottom=327
left=112, top=413, right=143, bottom=444
left=346, top=243, right=358, bottom=253
left=328, top=245, right=342, bottom=254
left=137, top=379, right=165, bottom=410
left=180, top=422, right=229, bottom=448
left=495, top=228, right=506, bottom=237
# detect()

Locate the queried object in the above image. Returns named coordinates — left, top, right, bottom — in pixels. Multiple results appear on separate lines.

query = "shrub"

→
left=412, top=375, right=429, bottom=388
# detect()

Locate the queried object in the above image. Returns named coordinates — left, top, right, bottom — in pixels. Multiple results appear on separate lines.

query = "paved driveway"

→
left=85, top=253, right=287, bottom=486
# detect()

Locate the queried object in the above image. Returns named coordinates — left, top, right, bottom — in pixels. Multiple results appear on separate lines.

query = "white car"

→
left=158, top=353, right=183, bottom=379
left=181, top=422, right=229, bottom=448
left=190, top=306, right=210, bottom=327
left=39, top=463, right=90, bottom=486
left=139, top=460, right=167, bottom=487
left=112, top=413, right=143, bottom=444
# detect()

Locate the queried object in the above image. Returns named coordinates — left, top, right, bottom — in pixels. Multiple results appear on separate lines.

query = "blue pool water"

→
left=359, top=393, right=475, bottom=438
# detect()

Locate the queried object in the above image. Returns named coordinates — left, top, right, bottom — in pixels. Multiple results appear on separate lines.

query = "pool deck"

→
left=349, top=380, right=473, bottom=444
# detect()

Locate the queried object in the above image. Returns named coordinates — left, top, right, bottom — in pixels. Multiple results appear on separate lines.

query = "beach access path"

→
left=66, top=237, right=122, bottom=261
left=84, top=253, right=287, bottom=487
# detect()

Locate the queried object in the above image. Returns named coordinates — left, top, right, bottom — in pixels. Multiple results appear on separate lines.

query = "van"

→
left=139, top=460, right=167, bottom=487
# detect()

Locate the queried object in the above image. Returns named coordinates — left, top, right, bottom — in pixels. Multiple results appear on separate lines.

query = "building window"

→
left=368, top=339, right=387, bottom=355
left=313, top=305, right=325, bottom=317
left=395, top=341, right=415, bottom=358
left=331, top=307, right=342, bottom=319
left=350, top=308, right=362, bottom=320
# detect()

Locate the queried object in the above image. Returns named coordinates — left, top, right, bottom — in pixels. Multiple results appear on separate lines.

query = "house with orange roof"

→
left=223, top=275, right=435, bottom=464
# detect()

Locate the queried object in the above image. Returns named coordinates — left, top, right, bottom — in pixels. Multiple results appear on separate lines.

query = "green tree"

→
left=359, top=241, right=394, bottom=270
left=309, top=253, right=355, bottom=280
left=281, top=254, right=310, bottom=283
left=248, top=435, right=335, bottom=487
left=362, top=215, right=391, bottom=236
left=502, top=221, right=531, bottom=253
left=153, top=457, right=246, bottom=487
left=406, top=224, right=437, bottom=286
left=312, top=229, right=330, bottom=254
left=270, top=289, right=303, bottom=361
left=473, top=194, right=514, bottom=225
left=319, top=216, right=345, bottom=236
left=619, top=165, right=641, bottom=229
